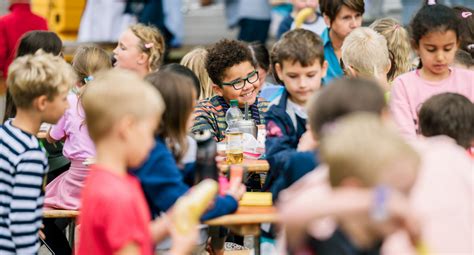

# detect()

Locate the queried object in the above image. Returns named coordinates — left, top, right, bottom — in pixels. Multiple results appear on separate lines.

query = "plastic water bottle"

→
left=225, top=99, right=243, bottom=132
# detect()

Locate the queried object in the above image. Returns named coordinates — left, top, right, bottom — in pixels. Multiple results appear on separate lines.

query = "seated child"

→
left=264, top=28, right=327, bottom=191
left=341, top=27, right=391, bottom=92
left=283, top=113, right=421, bottom=254
left=0, top=52, right=74, bottom=254
left=78, top=69, right=196, bottom=255
left=180, top=48, right=214, bottom=100
left=277, top=0, right=326, bottom=39
left=418, top=92, right=474, bottom=150
left=192, top=39, right=270, bottom=142
left=454, top=49, right=474, bottom=70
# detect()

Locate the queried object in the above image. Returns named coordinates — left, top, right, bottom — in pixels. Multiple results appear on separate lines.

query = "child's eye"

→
left=444, top=48, right=453, bottom=52
left=427, top=48, right=436, bottom=53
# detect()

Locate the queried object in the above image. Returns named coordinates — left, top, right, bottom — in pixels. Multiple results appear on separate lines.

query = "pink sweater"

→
left=390, top=68, right=474, bottom=139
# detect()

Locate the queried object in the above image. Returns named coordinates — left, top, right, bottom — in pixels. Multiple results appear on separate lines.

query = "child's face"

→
left=292, top=0, right=318, bottom=11
left=216, top=61, right=259, bottom=107
left=416, top=30, right=458, bottom=79
left=326, top=5, right=363, bottom=40
left=126, top=116, right=158, bottom=168
left=113, top=29, right=147, bottom=72
left=276, top=59, right=327, bottom=106
left=42, top=87, right=69, bottom=124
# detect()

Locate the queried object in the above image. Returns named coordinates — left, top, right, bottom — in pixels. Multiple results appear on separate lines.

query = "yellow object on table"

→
left=239, top=192, right=272, bottom=206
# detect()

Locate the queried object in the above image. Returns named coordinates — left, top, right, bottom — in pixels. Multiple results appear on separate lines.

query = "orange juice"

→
left=226, top=131, right=243, bottom=164
left=226, top=150, right=243, bottom=164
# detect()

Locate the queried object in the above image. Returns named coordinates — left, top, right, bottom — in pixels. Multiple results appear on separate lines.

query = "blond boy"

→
left=0, top=53, right=74, bottom=254
left=78, top=69, right=195, bottom=255
left=341, top=27, right=391, bottom=91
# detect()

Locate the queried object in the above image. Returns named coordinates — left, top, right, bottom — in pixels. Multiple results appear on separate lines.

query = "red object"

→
left=0, top=3, right=48, bottom=78
left=78, top=165, right=153, bottom=255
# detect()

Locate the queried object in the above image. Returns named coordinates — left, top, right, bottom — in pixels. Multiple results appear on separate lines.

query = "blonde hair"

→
left=72, top=45, right=112, bottom=86
left=82, top=69, right=165, bottom=142
left=370, top=18, right=412, bottom=81
left=7, top=51, right=75, bottom=108
left=129, top=23, right=165, bottom=72
left=320, top=113, right=420, bottom=187
left=180, top=48, right=214, bottom=100
left=342, top=27, right=390, bottom=80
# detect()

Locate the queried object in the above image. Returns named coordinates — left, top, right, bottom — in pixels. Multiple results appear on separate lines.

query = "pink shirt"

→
left=50, top=93, right=95, bottom=160
left=390, top=68, right=474, bottom=139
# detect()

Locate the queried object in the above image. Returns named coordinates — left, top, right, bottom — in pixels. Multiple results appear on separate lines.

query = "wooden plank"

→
left=205, top=206, right=277, bottom=226
left=43, top=210, right=79, bottom=218
left=219, top=159, right=270, bottom=173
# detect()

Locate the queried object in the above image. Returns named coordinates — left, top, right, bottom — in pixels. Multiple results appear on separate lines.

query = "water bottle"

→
left=225, top=99, right=243, bottom=132
left=192, top=130, right=219, bottom=183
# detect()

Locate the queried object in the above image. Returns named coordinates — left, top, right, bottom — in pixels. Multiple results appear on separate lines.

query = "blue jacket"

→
left=271, top=150, right=318, bottom=201
left=134, top=137, right=238, bottom=221
left=264, top=90, right=306, bottom=191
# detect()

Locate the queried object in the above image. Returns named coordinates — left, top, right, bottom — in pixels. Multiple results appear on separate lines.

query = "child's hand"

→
left=226, top=176, right=246, bottom=201
left=385, top=190, right=421, bottom=245
left=297, top=130, right=318, bottom=151
left=169, top=221, right=198, bottom=255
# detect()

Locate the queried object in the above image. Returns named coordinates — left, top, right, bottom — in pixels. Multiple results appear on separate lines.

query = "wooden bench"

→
left=43, top=209, right=79, bottom=249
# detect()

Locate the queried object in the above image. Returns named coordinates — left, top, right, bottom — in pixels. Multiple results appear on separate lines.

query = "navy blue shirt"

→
left=134, top=137, right=238, bottom=221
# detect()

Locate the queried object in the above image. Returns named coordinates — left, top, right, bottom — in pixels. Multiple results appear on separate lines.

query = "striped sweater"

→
left=0, top=120, right=48, bottom=254
left=192, top=96, right=270, bottom=142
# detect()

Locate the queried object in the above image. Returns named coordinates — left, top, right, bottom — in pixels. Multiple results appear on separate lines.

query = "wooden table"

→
left=219, top=159, right=270, bottom=173
left=205, top=206, right=277, bottom=255
left=43, top=210, right=79, bottom=249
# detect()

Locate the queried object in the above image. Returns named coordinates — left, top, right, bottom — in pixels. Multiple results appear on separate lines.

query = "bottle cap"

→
left=230, top=99, right=239, bottom=107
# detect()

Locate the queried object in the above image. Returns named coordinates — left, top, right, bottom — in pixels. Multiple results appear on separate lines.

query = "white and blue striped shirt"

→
left=0, top=120, right=48, bottom=254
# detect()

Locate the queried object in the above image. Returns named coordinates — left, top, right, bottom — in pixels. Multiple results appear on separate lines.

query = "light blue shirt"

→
left=321, top=28, right=344, bottom=85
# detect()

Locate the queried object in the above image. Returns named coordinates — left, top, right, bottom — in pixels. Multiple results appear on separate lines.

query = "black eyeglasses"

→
left=221, top=70, right=259, bottom=90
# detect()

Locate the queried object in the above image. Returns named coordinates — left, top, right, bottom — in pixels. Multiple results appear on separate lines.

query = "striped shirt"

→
left=192, top=96, right=270, bottom=142
left=0, top=120, right=48, bottom=254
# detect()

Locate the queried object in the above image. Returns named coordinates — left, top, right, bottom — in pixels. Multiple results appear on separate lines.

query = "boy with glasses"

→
left=192, top=39, right=269, bottom=142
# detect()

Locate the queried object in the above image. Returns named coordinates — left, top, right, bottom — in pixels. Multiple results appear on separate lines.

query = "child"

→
left=283, top=113, right=421, bottom=254
left=192, top=39, right=270, bottom=142
left=341, top=27, right=391, bottom=92
left=251, top=42, right=282, bottom=102
left=319, top=0, right=364, bottom=83
left=136, top=70, right=245, bottom=221
left=276, top=0, right=326, bottom=39
left=180, top=48, right=214, bottom=100
left=78, top=69, right=196, bottom=255
left=390, top=3, right=474, bottom=139
left=113, top=23, right=165, bottom=78
left=454, top=49, right=474, bottom=70
left=264, top=28, right=327, bottom=191
left=0, top=52, right=74, bottom=254
left=418, top=92, right=474, bottom=150
left=370, top=17, right=413, bottom=81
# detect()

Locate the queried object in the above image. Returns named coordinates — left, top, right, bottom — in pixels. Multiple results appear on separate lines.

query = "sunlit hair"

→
left=7, top=51, right=75, bottom=108
left=72, top=45, right=112, bottom=86
left=82, top=69, right=165, bottom=142
left=129, top=23, right=166, bottom=72
left=180, top=48, right=214, bottom=100
left=370, top=18, right=412, bottom=80
left=342, top=27, right=390, bottom=81
left=145, top=70, right=197, bottom=162
left=320, top=113, right=420, bottom=187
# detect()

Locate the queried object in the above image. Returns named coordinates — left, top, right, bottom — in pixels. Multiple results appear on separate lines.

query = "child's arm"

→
left=390, top=79, right=417, bottom=139
left=47, top=113, right=67, bottom=143
left=114, top=242, right=140, bottom=255
left=10, top=152, right=47, bottom=253
left=191, top=103, right=219, bottom=140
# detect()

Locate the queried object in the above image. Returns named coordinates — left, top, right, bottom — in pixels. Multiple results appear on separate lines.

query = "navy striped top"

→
left=0, top=120, right=48, bottom=254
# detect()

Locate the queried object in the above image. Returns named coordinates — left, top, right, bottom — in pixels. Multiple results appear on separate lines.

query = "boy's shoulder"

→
left=0, top=121, right=42, bottom=154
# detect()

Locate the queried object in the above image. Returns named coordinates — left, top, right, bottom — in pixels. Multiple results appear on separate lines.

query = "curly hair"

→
left=205, top=39, right=255, bottom=86
left=130, top=23, right=165, bottom=72
left=419, top=93, right=474, bottom=149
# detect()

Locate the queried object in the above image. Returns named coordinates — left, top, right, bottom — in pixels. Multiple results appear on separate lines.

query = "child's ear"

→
left=339, top=177, right=363, bottom=188
left=275, top=63, right=284, bottom=81
left=117, top=115, right=135, bottom=141
left=346, top=66, right=358, bottom=77
left=323, top=14, right=331, bottom=27
left=212, top=84, right=224, bottom=97
left=137, top=52, right=149, bottom=65
left=322, top=60, right=328, bottom=78
left=34, top=95, right=49, bottom=112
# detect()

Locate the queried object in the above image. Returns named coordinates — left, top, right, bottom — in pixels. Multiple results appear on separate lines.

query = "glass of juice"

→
left=226, top=131, right=243, bottom=164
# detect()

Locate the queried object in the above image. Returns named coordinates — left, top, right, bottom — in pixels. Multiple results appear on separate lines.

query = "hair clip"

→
left=461, top=12, right=472, bottom=18
left=394, top=24, right=401, bottom=30
left=84, top=75, right=93, bottom=83
left=467, top=44, right=474, bottom=51
left=144, top=43, right=154, bottom=49
left=427, top=0, right=436, bottom=5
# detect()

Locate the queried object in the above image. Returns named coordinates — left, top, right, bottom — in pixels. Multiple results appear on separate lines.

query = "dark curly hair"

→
left=419, top=93, right=474, bottom=149
left=410, top=3, right=460, bottom=46
left=205, top=39, right=255, bottom=86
